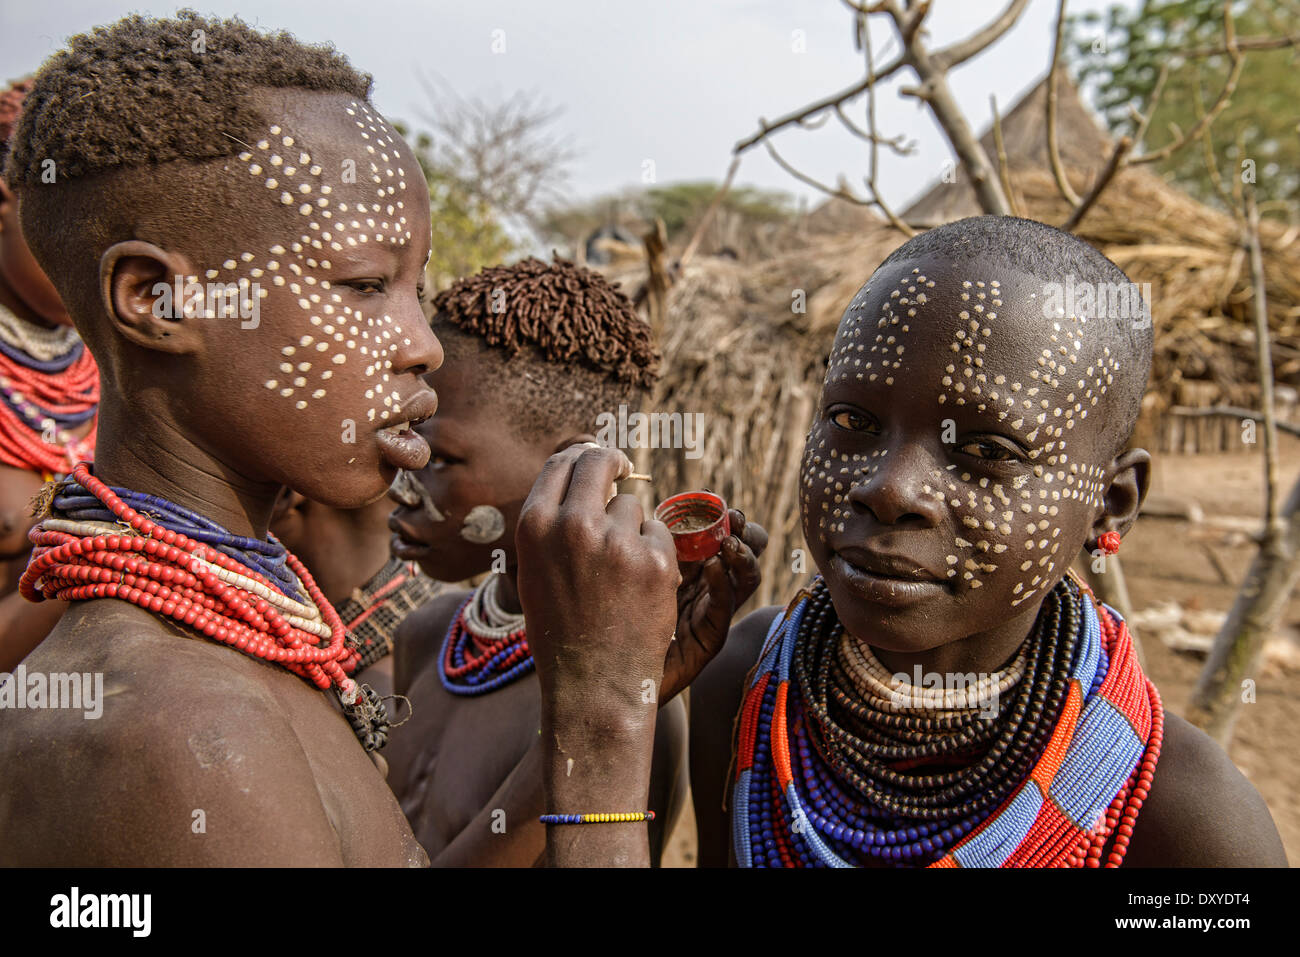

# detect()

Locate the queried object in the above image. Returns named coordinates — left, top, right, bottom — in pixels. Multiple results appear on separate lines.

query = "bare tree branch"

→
left=1054, top=0, right=1281, bottom=236
left=733, top=52, right=908, bottom=153
left=832, top=102, right=915, bottom=156
left=761, top=138, right=871, bottom=206
left=990, top=94, right=1021, bottom=217
left=900, top=0, right=932, bottom=48
left=796, top=111, right=834, bottom=131
left=1176, top=32, right=1300, bottom=58
left=1047, top=0, right=1082, bottom=205
left=739, top=0, right=1032, bottom=219
left=1131, top=62, right=1171, bottom=148
left=414, top=70, right=575, bottom=237
left=1187, top=187, right=1295, bottom=746
left=862, top=11, right=915, bottom=236
left=1061, top=135, right=1132, bottom=231
left=889, top=0, right=1016, bottom=215
left=1192, top=64, right=1238, bottom=211
left=1128, top=5, right=1244, bottom=166
left=933, top=0, right=1033, bottom=70
left=840, top=0, right=892, bottom=13
left=1248, top=190, right=1284, bottom=536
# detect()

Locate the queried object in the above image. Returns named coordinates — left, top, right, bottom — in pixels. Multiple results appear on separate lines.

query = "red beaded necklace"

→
left=0, top=340, right=98, bottom=476
left=20, top=464, right=393, bottom=748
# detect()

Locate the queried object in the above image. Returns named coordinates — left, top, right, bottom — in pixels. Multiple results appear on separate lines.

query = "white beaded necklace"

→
left=838, top=631, right=1027, bottom=712
left=463, top=574, right=525, bottom=640
left=0, top=301, right=79, bottom=362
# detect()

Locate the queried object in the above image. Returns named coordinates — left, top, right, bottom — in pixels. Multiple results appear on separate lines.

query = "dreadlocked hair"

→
left=432, top=257, right=660, bottom=441
left=4, top=10, right=371, bottom=185
left=432, top=257, right=659, bottom=389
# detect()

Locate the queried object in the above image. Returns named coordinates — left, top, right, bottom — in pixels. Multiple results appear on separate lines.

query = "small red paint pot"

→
left=654, top=491, right=730, bottom=563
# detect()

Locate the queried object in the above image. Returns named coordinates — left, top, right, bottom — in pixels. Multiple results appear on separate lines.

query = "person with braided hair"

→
left=0, top=76, right=98, bottom=670
left=384, top=257, right=768, bottom=865
left=517, top=216, right=1287, bottom=867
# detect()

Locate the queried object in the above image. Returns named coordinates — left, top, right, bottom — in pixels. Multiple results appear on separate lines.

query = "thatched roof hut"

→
left=612, top=75, right=1300, bottom=608
left=903, top=77, right=1114, bottom=226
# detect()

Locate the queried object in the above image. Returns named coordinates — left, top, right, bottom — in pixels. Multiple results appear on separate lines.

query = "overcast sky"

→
left=1, top=0, right=1136, bottom=210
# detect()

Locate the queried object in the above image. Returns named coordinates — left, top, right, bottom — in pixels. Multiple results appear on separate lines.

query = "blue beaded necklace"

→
left=437, top=585, right=534, bottom=696
left=52, top=479, right=304, bottom=601
left=0, top=336, right=83, bottom=373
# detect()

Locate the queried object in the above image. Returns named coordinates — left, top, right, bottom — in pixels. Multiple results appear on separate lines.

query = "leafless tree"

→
left=734, top=0, right=1032, bottom=223
left=416, top=71, right=576, bottom=239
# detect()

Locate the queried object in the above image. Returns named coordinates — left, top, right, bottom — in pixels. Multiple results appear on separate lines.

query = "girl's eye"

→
left=349, top=279, right=384, bottom=294
left=958, top=439, right=1020, bottom=462
left=830, top=409, right=877, bottom=433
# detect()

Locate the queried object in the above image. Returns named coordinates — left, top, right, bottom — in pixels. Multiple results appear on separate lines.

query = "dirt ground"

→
left=662, top=441, right=1300, bottom=867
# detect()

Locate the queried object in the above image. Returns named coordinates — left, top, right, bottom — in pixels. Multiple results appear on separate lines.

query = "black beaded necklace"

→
left=792, top=576, right=1082, bottom=822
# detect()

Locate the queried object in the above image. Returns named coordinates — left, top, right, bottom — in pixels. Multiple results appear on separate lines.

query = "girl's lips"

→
left=390, top=531, right=432, bottom=559
left=388, top=511, right=432, bottom=547
left=375, top=389, right=438, bottom=470
left=375, top=425, right=431, bottom=471
left=830, top=553, right=949, bottom=607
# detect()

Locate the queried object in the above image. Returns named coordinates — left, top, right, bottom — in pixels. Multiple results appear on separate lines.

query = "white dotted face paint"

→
left=460, top=504, right=505, bottom=544
left=801, top=262, right=1123, bottom=632
left=220, top=101, right=425, bottom=428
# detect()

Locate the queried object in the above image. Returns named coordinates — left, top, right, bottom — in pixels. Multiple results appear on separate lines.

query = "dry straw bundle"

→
left=1013, top=166, right=1300, bottom=409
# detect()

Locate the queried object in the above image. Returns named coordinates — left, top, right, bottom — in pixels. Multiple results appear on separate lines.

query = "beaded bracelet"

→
left=539, top=811, right=656, bottom=825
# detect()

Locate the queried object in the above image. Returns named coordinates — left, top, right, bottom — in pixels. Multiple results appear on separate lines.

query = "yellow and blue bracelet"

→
left=539, top=811, right=656, bottom=825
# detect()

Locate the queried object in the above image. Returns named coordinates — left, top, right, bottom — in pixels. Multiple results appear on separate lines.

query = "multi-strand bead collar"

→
left=336, top=556, right=442, bottom=673
left=438, top=574, right=533, bottom=695
left=732, top=575, right=1162, bottom=867
left=0, top=303, right=98, bottom=476
left=20, top=464, right=392, bottom=751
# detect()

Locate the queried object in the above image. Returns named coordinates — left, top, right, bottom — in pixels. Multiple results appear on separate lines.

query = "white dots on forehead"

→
left=828, top=272, right=926, bottom=390
left=806, top=269, right=1124, bottom=606
left=345, top=101, right=414, bottom=241
left=220, top=113, right=422, bottom=419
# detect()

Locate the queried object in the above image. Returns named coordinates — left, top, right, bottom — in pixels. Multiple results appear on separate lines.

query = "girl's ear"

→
left=1087, top=447, right=1150, bottom=551
left=100, top=240, right=207, bottom=355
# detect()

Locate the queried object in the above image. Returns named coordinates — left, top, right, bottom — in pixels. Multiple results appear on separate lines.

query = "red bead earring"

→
left=1098, top=531, right=1121, bottom=555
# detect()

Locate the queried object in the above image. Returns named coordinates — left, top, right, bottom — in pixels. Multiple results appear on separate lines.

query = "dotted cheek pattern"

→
left=802, top=268, right=932, bottom=545
left=802, top=267, right=1120, bottom=609
left=206, top=102, right=418, bottom=425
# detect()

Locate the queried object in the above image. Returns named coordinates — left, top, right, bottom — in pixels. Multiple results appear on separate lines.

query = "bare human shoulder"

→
left=392, top=587, right=470, bottom=697
left=0, top=601, right=427, bottom=866
left=689, top=603, right=782, bottom=867
left=1120, top=710, right=1286, bottom=867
